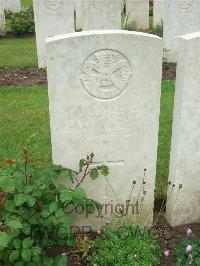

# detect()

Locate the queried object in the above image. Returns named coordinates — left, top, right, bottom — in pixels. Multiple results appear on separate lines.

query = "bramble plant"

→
left=176, top=239, right=200, bottom=265
left=0, top=147, right=109, bottom=265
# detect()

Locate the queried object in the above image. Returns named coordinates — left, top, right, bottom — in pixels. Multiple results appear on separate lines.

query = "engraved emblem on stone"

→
left=45, top=0, right=62, bottom=12
left=80, top=49, right=132, bottom=99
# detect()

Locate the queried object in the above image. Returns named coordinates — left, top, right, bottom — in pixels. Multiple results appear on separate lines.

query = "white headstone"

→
left=3, top=0, right=21, bottom=12
left=82, top=0, right=121, bottom=30
left=163, top=0, right=200, bottom=62
left=0, top=0, right=5, bottom=31
left=33, top=0, right=74, bottom=68
left=126, top=0, right=149, bottom=30
left=74, top=0, right=82, bottom=31
left=153, top=0, right=166, bottom=27
left=166, top=32, right=200, bottom=226
left=46, top=30, right=162, bottom=230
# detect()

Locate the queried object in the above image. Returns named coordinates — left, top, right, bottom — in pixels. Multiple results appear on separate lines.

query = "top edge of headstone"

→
left=179, top=31, right=200, bottom=41
left=46, top=30, right=162, bottom=44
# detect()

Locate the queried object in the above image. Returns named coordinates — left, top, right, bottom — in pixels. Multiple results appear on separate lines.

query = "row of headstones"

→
left=33, top=0, right=149, bottom=68
left=46, top=29, right=200, bottom=230
left=0, top=0, right=21, bottom=29
left=154, top=0, right=200, bottom=62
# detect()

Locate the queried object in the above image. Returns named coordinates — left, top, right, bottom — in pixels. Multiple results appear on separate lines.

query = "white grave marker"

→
left=164, top=0, right=200, bottom=62
left=33, top=0, right=74, bottom=68
left=46, top=30, right=162, bottom=230
left=153, top=0, right=166, bottom=27
left=166, top=32, right=200, bottom=226
left=126, top=0, right=149, bottom=30
left=82, top=0, right=121, bottom=30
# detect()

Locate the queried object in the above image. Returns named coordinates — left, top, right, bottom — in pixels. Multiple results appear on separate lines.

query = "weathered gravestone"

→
left=153, top=0, right=166, bottom=27
left=33, top=0, right=74, bottom=68
left=82, top=0, right=121, bottom=30
left=3, top=0, right=21, bottom=12
left=0, top=0, right=5, bottom=31
left=46, top=30, right=162, bottom=230
left=126, top=0, right=149, bottom=30
left=163, top=0, right=200, bottom=62
left=166, top=32, right=200, bottom=226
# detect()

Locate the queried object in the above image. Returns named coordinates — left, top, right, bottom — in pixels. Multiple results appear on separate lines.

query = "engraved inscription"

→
left=80, top=49, right=132, bottom=100
left=45, top=0, right=62, bottom=12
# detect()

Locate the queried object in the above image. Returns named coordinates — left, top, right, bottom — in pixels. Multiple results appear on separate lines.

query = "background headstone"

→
left=166, top=32, right=200, bottom=226
left=153, top=0, right=166, bottom=27
left=46, top=30, right=162, bottom=230
left=82, top=0, right=121, bottom=30
left=163, top=0, right=200, bottom=62
left=33, top=0, right=74, bottom=68
left=3, top=0, right=21, bottom=12
left=126, top=0, right=149, bottom=30
left=0, top=0, right=5, bottom=31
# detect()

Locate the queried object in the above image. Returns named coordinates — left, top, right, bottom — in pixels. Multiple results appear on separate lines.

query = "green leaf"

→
left=26, top=195, right=36, bottom=207
left=0, top=176, right=15, bottom=192
left=9, top=249, right=20, bottom=262
left=55, top=255, right=68, bottom=266
left=0, top=232, right=10, bottom=247
left=31, top=246, right=41, bottom=256
left=72, top=187, right=86, bottom=200
left=21, top=248, right=31, bottom=262
left=42, top=210, right=50, bottom=218
left=6, top=219, right=22, bottom=229
left=12, top=238, right=21, bottom=249
left=43, top=257, right=54, bottom=266
left=55, top=208, right=66, bottom=218
left=97, top=165, right=109, bottom=176
left=58, top=216, right=72, bottom=226
left=14, top=194, right=26, bottom=206
left=23, top=185, right=33, bottom=194
left=60, top=192, right=72, bottom=203
left=22, top=238, right=33, bottom=249
left=90, top=168, right=99, bottom=180
left=48, top=202, right=57, bottom=213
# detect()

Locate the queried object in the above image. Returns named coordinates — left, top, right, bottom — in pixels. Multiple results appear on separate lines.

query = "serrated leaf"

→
left=55, top=208, right=66, bottom=218
left=6, top=219, right=22, bottom=229
left=48, top=202, right=57, bottom=213
left=58, top=216, right=72, bottom=226
left=72, top=187, right=86, bottom=200
left=43, top=257, right=54, bottom=266
left=31, top=246, right=41, bottom=256
left=0, top=232, right=10, bottom=247
left=14, top=194, right=26, bottom=206
left=12, top=238, right=21, bottom=249
left=90, top=168, right=99, bottom=180
left=22, top=224, right=31, bottom=235
left=0, top=176, right=15, bottom=192
left=9, top=249, right=20, bottom=262
left=55, top=255, right=68, bottom=266
left=60, top=192, right=72, bottom=203
left=21, top=248, right=31, bottom=262
left=98, top=165, right=109, bottom=176
left=26, top=195, right=36, bottom=207
left=22, top=238, right=33, bottom=249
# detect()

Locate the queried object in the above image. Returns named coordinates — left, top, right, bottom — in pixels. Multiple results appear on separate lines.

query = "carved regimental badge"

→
left=80, top=49, right=132, bottom=99
left=45, top=0, right=63, bottom=12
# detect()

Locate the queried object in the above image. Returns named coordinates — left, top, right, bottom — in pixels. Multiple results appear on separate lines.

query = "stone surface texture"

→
left=166, top=32, right=200, bottom=226
left=46, top=30, right=162, bottom=230
left=126, top=0, right=149, bottom=29
left=82, top=0, right=121, bottom=30
left=33, top=0, right=74, bottom=68
left=153, top=0, right=166, bottom=27
left=163, top=0, right=200, bottom=62
left=0, top=0, right=5, bottom=31
left=2, top=0, right=21, bottom=12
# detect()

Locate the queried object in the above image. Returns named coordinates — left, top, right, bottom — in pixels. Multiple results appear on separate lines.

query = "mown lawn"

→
left=0, top=81, right=175, bottom=198
left=0, top=38, right=37, bottom=67
left=21, top=0, right=32, bottom=7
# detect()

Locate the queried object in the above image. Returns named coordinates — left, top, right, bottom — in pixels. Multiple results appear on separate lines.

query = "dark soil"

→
left=0, top=62, right=176, bottom=87
left=0, top=67, right=47, bottom=87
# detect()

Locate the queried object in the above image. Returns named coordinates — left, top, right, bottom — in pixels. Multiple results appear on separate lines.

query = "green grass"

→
left=0, top=81, right=175, bottom=197
left=0, top=86, right=51, bottom=166
left=21, top=0, right=32, bottom=8
left=0, top=38, right=37, bottom=67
